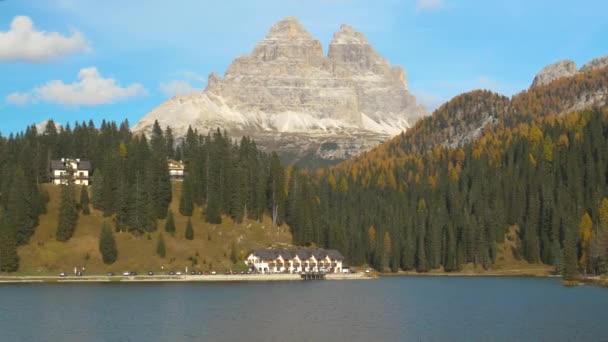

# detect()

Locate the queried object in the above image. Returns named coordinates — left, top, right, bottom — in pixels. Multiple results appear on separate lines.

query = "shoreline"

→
left=0, top=272, right=370, bottom=284
left=380, top=270, right=555, bottom=278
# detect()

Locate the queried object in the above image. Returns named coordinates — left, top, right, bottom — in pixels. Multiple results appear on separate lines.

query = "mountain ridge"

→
left=133, top=17, right=427, bottom=167
left=338, top=59, right=608, bottom=168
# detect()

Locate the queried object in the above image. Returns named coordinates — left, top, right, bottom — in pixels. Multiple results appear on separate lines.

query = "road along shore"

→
left=0, top=272, right=370, bottom=284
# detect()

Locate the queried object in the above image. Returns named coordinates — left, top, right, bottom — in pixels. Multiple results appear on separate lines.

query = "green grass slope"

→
left=17, top=182, right=293, bottom=275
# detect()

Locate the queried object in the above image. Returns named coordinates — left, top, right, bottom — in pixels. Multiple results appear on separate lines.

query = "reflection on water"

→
left=1, top=277, right=608, bottom=341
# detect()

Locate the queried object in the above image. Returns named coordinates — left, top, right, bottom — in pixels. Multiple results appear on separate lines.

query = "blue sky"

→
left=1, top=0, right=607, bottom=135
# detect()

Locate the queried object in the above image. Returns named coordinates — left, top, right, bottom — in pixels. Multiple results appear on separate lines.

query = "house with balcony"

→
left=50, top=158, right=92, bottom=185
left=168, top=159, right=185, bottom=180
left=245, top=248, right=345, bottom=274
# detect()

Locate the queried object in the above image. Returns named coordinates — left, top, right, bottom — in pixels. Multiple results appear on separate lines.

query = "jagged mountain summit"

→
left=530, top=55, right=608, bottom=88
left=133, top=17, right=427, bottom=166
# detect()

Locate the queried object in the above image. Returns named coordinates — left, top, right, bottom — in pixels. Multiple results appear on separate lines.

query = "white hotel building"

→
left=245, top=249, right=345, bottom=274
left=50, top=158, right=92, bottom=186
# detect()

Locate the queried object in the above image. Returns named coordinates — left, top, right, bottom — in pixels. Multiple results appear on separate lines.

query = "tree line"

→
left=286, top=109, right=608, bottom=279
left=0, top=119, right=287, bottom=271
left=2, top=107, right=608, bottom=280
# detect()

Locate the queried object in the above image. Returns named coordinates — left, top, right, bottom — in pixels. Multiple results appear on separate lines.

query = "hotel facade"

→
left=245, top=248, right=345, bottom=274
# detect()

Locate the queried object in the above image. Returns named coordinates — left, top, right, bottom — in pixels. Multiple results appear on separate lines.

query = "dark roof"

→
left=50, top=159, right=92, bottom=171
left=79, top=160, right=92, bottom=170
left=50, top=160, right=65, bottom=170
left=250, top=248, right=344, bottom=261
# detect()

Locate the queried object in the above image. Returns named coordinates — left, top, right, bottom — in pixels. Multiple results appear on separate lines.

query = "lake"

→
left=1, top=277, right=607, bottom=341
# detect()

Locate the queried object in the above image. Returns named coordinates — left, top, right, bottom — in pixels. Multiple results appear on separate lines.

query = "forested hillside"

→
left=0, top=120, right=289, bottom=272
left=354, top=64, right=608, bottom=162
left=287, top=108, right=608, bottom=280
left=284, top=66, right=608, bottom=280
left=1, top=66, right=607, bottom=281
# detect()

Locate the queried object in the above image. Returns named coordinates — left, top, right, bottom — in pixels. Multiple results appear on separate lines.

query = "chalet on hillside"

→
left=168, top=159, right=185, bottom=180
left=50, top=158, right=92, bottom=186
left=245, top=248, right=345, bottom=274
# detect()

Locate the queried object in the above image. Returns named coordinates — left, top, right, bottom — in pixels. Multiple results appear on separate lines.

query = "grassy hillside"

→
left=17, top=182, right=293, bottom=275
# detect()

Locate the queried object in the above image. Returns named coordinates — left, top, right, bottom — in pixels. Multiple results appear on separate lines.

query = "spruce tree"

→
left=91, top=170, right=104, bottom=209
left=80, top=186, right=90, bottom=215
left=185, top=218, right=194, bottom=240
left=563, top=218, right=579, bottom=281
left=165, top=209, right=176, bottom=235
left=156, top=233, right=166, bottom=258
left=6, top=168, right=36, bottom=245
left=99, top=222, right=118, bottom=264
left=0, top=210, right=19, bottom=272
left=56, top=184, right=79, bottom=241
left=179, top=177, right=194, bottom=216
left=230, top=240, right=238, bottom=264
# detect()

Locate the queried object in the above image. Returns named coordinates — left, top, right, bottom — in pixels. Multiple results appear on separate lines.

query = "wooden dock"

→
left=300, top=272, right=326, bottom=280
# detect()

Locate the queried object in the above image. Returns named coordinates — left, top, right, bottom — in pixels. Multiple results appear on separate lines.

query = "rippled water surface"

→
left=1, top=277, right=608, bottom=341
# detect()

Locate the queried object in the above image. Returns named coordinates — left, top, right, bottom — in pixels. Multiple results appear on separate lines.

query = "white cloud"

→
left=159, top=71, right=206, bottom=97
left=7, top=67, right=147, bottom=106
left=159, top=80, right=200, bottom=97
left=416, top=0, right=446, bottom=11
left=5, top=92, right=31, bottom=105
left=0, top=16, right=89, bottom=62
left=415, top=92, right=445, bottom=112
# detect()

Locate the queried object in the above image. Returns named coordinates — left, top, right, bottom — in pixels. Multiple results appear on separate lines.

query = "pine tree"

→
left=129, top=174, right=155, bottom=234
left=367, top=225, right=377, bottom=262
left=165, top=209, right=176, bottom=235
left=563, top=218, right=579, bottom=281
left=179, top=177, right=194, bottom=216
left=149, top=120, right=172, bottom=219
left=230, top=240, right=238, bottom=264
left=205, top=192, right=222, bottom=224
left=99, top=222, right=117, bottom=264
left=165, top=126, right=175, bottom=159
left=91, top=170, right=104, bottom=209
left=0, top=210, right=19, bottom=272
left=383, top=231, right=392, bottom=271
left=56, top=184, right=78, bottom=241
left=579, top=212, right=594, bottom=275
left=80, top=186, right=90, bottom=215
left=156, top=233, right=166, bottom=258
left=185, top=218, right=194, bottom=240
left=267, top=153, right=286, bottom=226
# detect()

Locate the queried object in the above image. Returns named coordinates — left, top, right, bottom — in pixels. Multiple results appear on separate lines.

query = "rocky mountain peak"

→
left=531, top=60, right=578, bottom=87
left=134, top=17, right=427, bottom=167
left=581, top=55, right=608, bottom=72
left=264, top=17, right=314, bottom=41
left=328, top=24, right=392, bottom=79
left=331, top=24, right=368, bottom=45
left=251, top=17, right=323, bottom=61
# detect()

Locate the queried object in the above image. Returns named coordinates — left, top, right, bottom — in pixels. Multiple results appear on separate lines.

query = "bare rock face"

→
left=531, top=60, right=578, bottom=87
left=133, top=17, right=427, bottom=167
left=580, top=55, right=608, bottom=72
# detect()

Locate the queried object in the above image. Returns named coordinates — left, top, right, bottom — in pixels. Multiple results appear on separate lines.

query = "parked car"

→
left=191, top=271, right=196, bottom=275
left=122, top=271, right=131, bottom=276
left=147, top=271, right=154, bottom=276
left=59, top=272, right=68, bottom=277
left=168, top=271, right=176, bottom=275
left=176, top=272, right=182, bottom=275
left=204, top=271, right=210, bottom=275
left=107, top=272, right=115, bottom=276
left=211, top=271, right=217, bottom=275
left=129, top=271, right=137, bottom=276
left=197, top=271, right=203, bottom=275
left=240, top=271, right=245, bottom=275
left=76, top=271, right=83, bottom=276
